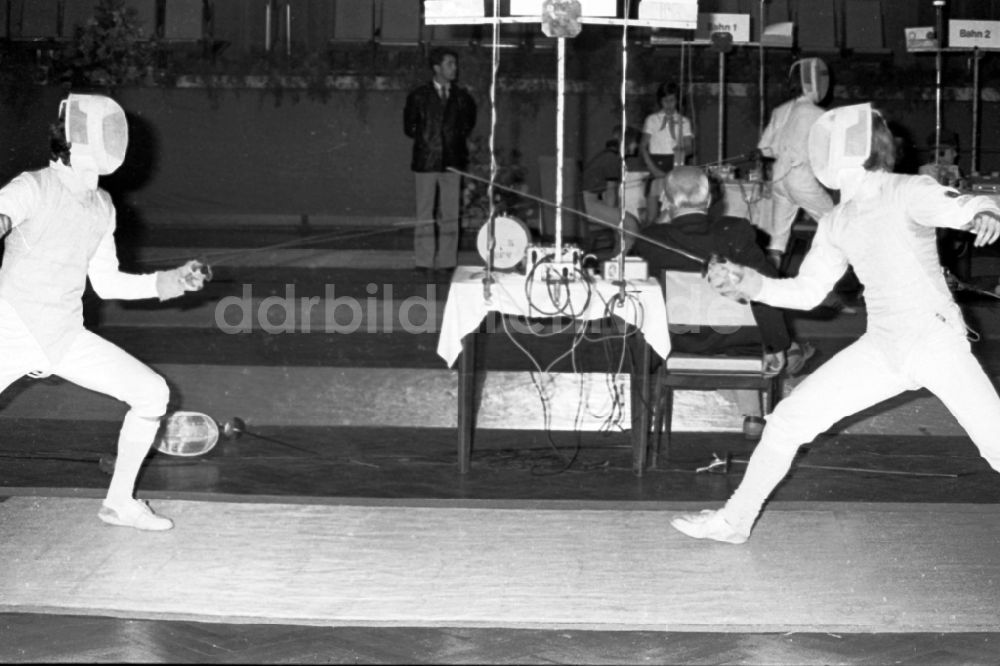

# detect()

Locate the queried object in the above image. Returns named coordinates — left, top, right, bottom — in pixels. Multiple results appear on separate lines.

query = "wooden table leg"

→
left=457, top=332, right=477, bottom=474
left=630, top=332, right=653, bottom=476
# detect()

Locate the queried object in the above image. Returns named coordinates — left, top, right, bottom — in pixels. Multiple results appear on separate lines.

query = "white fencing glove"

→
left=705, top=256, right=763, bottom=303
left=156, top=260, right=210, bottom=301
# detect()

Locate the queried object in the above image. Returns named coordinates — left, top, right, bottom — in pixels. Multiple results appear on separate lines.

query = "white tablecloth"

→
left=436, top=266, right=671, bottom=367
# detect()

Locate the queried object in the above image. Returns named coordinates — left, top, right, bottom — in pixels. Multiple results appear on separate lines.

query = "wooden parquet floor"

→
left=2, top=613, right=998, bottom=664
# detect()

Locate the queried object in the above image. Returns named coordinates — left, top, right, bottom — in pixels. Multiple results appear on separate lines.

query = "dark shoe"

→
left=785, top=341, right=817, bottom=377
left=742, top=416, right=765, bottom=440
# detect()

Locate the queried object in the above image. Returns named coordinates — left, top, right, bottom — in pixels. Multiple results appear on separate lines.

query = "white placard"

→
left=424, top=0, right=484, bottom=21
left=579, top=0, right=616, bottom=16
left=696, top=13, right=750, bottom=43
left=509, top=0, right=616, bottom=17
left=637, top=0, right=698, bottom=29
left=949, top=19, right=1000, bottom=49
left=904, top=26, right=937, bottom=52
left=509, top=0, right=538, bottom=15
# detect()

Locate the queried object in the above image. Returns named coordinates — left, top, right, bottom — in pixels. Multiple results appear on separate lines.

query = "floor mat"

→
left=1, top=496, right=997, bottom=632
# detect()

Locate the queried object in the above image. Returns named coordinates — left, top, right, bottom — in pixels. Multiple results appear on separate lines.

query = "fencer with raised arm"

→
left=671, top=104, right=1000, bottom=544
left=0, top=93, right=207, bottom=531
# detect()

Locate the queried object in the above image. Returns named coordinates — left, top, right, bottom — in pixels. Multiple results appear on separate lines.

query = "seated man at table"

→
left=624, top=166, right=814, bottom=437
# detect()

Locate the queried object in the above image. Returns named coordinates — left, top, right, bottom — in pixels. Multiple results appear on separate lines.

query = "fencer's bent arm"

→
left=906, top=175, right=1000, bottom=230
left=87, top=207, right=158, bottom=301
left=755, top=217, right=848, bottom=310
left=757, top=110, right=779, bottom=158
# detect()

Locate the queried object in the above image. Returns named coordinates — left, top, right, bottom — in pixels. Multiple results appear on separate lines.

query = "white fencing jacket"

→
left=758, top=172, right=1000, bottom=346
left=0, top=162, right=158, bottom=363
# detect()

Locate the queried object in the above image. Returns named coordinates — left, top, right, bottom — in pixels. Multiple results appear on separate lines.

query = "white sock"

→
left=105, top=411, right=162, bottom=507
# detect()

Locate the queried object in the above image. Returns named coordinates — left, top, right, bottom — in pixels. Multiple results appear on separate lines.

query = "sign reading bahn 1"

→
left=696, top=13, right=751, bottom=43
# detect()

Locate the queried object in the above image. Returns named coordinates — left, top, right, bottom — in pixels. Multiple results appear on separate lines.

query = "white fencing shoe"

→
left=670, top=509, right=748, bottom=544
left=99, top=499, right=174, bottom=531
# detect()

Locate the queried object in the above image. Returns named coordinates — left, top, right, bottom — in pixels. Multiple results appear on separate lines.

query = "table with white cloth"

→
left=437, top=266, right=672, bottom=475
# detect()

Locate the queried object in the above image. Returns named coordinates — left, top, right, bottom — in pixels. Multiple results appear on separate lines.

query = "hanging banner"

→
left=696, top=13, right=750, bottom=43
left=638, top=0, right=698, bottom=29
left=424, top=0, right=485, bottom=24
left=510, top=0, right=616, bottom=17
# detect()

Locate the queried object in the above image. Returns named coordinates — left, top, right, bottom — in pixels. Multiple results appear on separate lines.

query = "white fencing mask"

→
left=59, top=93, right=128, bottom=189
left=808, top=103, right=873, bottom=202
left=791, top=58, right=829, bottom=104
left=154, top=411, right=220, bottom=457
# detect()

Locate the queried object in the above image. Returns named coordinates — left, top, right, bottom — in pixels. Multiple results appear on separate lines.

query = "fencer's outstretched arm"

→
left=707, top=216, right=848, bottom=310
left=905, top=175, right=1000, bottom=247
left=87, top=203, right=207, bottom=302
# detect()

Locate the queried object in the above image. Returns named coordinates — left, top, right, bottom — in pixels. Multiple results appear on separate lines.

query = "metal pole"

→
left=972, top=47, right=980, bottom=175
left=718, top=50, right=725, bottom=165
left=934, top=0, right=945, bottom=171
left=759, top=0, right=766, bottom=137
left=555, top=36, right=565, bottom=259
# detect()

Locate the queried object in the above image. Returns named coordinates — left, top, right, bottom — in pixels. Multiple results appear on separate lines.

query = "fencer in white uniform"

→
left=757, top=58, right=835, bottom=261
left=0, top=93, right=207, bottom=531
left=671, top=104, right=1000, bottom=544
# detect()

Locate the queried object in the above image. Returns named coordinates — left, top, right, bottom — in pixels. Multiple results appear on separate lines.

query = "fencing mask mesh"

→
left=791, top=58, right=830, bottom=104
left=154, top=411, right=220, bottom=457
left=808, top=103, right=873, bottom=192
left=60, top=93, right=128, bottom=175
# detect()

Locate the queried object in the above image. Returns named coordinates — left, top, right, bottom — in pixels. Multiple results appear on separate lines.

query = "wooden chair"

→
left=650, top=270, right=783, bottom=467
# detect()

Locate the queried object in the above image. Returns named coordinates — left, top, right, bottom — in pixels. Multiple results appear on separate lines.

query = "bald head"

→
left=663, top=166, right=711, bottom=213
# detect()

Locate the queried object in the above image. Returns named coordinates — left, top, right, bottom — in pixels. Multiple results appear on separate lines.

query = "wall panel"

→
left=795, top=0, right=837, bottom=51
left=845, top=0, right=885, bottom=52
left=164, top=0, right=204, bottom=40
left=333, top=0, right=375, bottom=42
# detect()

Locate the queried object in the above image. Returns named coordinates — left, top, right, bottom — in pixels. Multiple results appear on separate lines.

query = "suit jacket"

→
left=633, top=211, right=792, bottom=354
left=403, top=82, right=477, bottom=173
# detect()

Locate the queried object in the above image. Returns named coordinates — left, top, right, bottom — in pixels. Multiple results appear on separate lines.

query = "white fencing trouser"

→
left=413, top=171, right=461, bottom=270
left=720, top=315, right=1000, bottom=536
left=0, top=302, right=169, bottom=503
left=767, top=163, right=834, bottom=253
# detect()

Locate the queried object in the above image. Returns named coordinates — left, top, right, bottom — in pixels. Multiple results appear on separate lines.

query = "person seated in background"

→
left=919, top=130, right=962, bottom=186
left=624, top=166, right=815, bottom=438
left=581, top=125, right=644, bottom=255
left=920, top=130, right=971, bottom=282
left=640, top=82, right=694, bottom=225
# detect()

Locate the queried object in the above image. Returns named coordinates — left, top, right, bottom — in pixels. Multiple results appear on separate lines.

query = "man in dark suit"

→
left=403, top=47, right=477, bottom=278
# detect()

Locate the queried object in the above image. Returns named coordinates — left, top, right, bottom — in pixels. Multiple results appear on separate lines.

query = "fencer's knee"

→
left=763, top=397, right=829, bottom=448
left=127, top=373, right=170, bottom=419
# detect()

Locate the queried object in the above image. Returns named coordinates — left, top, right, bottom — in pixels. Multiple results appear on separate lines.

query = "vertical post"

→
left=933, top=0, right=945, bottom=170
left=759, top=0, right=766, bottom=137
left=265, top=0, right=272, bottom=52
left=286, top=3, right=291, bottom=57
left=555, top=36, right=566, bottom=259
left=972, top=47, right=980, bottom=175
left=718, top=50, right=725, bottom=165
